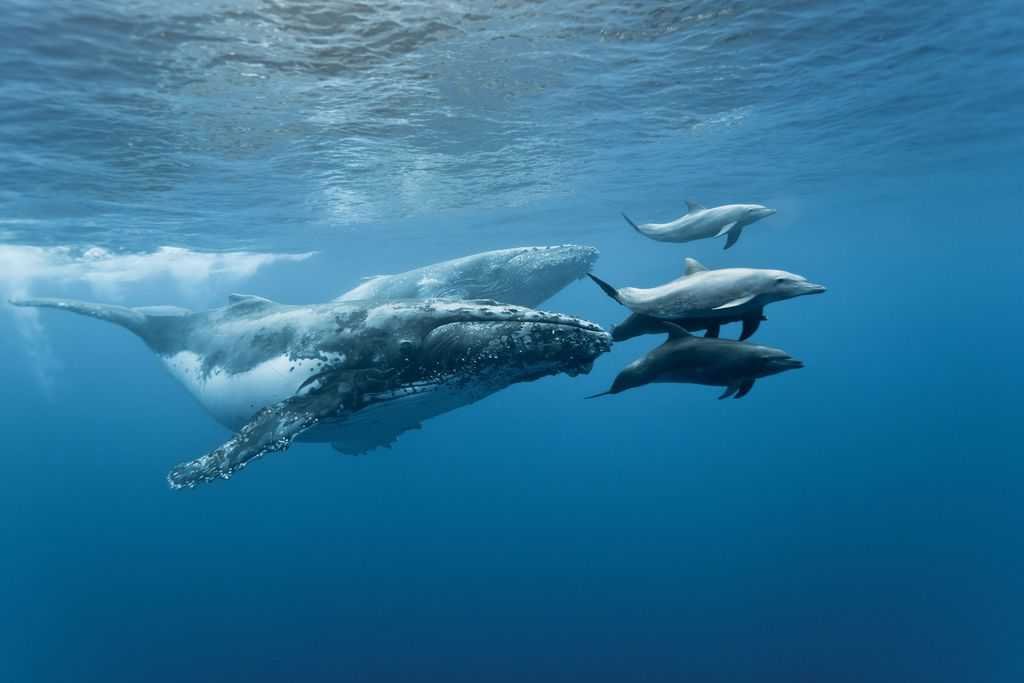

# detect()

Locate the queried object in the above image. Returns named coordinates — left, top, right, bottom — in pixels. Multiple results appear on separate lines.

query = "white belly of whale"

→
left=161, top=351, right=326, bottom=430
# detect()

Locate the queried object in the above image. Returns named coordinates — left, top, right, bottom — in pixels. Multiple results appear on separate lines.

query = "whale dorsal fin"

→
left=685, top=200, right=705, bottom=213
left=663, top=322, right=692, bottom=339
left=684, top=257, right=708, bottom=276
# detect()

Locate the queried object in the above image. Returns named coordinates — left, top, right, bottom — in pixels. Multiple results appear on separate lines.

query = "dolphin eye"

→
left=775, top=276, right=787, bottom=284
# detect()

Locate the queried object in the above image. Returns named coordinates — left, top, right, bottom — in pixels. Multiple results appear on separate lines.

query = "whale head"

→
left=336, top=245, right=599, bottom=308
left=480, top=245, right=600, bottom=307
left=307, top=299, right=612, bottom=412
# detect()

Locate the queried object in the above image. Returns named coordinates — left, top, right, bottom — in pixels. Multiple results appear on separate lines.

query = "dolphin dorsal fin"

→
left=228, top=293, right=274, bottom=306
left=663, top=322, right=692, bottom=339
left=684, top=257, right=708, bottom=276
left=685, top=200, right=705, bottom=213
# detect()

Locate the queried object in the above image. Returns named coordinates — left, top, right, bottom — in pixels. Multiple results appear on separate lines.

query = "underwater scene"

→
left=1, top=1, right=1022, bottom=681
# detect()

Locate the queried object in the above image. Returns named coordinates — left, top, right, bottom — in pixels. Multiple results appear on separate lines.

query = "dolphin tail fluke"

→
left=586, top=273, right=623, bottom=304
left=9, top=296, right=150, bottom=337
left=622, top=212, right=642, bottom=234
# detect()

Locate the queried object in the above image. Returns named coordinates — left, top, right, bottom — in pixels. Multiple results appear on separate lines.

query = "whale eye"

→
left=398, top=339, right=417, bottom=355
left=775, top=276, right=788, bottom=284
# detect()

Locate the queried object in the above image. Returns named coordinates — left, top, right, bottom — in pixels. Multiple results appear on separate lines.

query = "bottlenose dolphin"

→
left=611, top=310, right=768, bottom=342
left=11, top=295, right=610, bottom=488
left=336, top=245, right=599, bottom=306
left=587, top=258, right=825, bottom=329
left=622, top=201, right=776, bottom=249
left=587, top=323, right=803, bottom=400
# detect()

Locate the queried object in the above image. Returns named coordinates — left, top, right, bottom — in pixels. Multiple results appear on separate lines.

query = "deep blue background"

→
left=2, top=1, right=1023, bottom=681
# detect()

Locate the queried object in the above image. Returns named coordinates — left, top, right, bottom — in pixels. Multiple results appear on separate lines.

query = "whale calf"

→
left=336, top=245, right=599, bottom=306
left=587, top=323, right=803, bottom=400
left=587, top=257, right=825, bottom=331
left=11, top=295, right=610, bottom=488
left=622, top=201, right=776, bottom=250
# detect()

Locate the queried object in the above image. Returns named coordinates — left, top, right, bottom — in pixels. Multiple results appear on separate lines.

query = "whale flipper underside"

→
left=167, top=389, right=342, bottom=489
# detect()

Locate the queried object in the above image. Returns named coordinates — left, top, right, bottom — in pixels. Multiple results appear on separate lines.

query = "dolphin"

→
left=587, top=323, right=803, bottom=400
left=622, top=201, right=776, bottom=249
left=10, top=295, right=610, bottom=488
left=336, top=245, right=599, bottom=307
left=587, top=257, right=825, bottom=330
left=611, top=310, right=769, bottom=343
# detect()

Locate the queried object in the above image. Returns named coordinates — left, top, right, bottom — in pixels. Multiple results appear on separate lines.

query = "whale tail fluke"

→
left=8, top=296, right=190, bottom=345
left=622, top=212, right=642, bottom=234
left=586, top=273, right=623, bottom=305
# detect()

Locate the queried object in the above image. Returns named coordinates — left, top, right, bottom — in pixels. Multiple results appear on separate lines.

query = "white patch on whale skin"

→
left=161, top=351, right=330, bottom=430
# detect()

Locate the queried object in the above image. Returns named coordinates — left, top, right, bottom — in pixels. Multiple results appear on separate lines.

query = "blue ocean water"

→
left=2, top=1, right=1023, bottom=680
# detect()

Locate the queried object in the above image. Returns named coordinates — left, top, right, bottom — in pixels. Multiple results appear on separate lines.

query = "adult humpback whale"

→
left=11, top=295, right=610, bottom=488
left=336, top=245, right=599, bottom=306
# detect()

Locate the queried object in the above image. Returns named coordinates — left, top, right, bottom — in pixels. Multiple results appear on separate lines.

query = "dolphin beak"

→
left=807, top=283, right=827, bottom=294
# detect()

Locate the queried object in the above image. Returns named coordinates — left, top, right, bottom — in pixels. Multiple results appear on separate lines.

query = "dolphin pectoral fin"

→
left=713, top=221, right=738, bottom=238
left=685, top=200, right=705, bottom=213
left=167, top=392, right=341, bottom=490
left=739, top=311, right=763, bottom=340
left=718, top=385, right=739, bottom=400
left=712, top=294, right=756, bottom=311
left=723, top=226, right=744, bottom=250
left=734, top=379, right=756, bottom=399
left=704, top=323, right=720, bottom=338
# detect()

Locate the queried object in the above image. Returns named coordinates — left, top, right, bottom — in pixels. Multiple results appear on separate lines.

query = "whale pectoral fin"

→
left=712, top=294, right=755, bottom=311
left=734, top=379, right=755, bottom=399
left=167, top=391, right=342, bottom=490
left=718, top=385, right=739, bottom=400
left=739, top=310, right=763, bottom=340
left=704, top=323, right=720, bottom=338
left=713, top=221, right=738, bottom=238
left=723, top=226, right=743, bottom=250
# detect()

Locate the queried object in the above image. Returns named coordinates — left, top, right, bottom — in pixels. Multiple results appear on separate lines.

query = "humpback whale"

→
left=336, top=245, right=599, bottom=306
left=587, top=257, right=825, bottom=329
left=11, top=295, right=610, bottom=488
left=622, top=201, right=776, bottom=250
left=587, top=323, right=803, bottom=400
